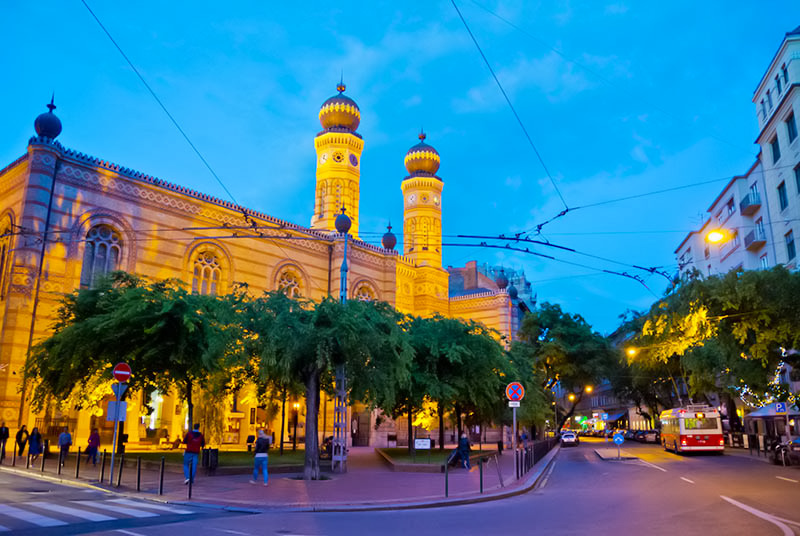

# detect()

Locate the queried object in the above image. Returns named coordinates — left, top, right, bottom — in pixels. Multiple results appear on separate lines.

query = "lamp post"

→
left=332, top=208, right=351, bottom=473
left=292, top=402, right=300, bottom=452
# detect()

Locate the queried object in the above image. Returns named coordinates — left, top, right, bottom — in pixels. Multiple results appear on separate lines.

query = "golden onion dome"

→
left=319, top=82, right=360, bottom=132
left=404, top=132, right=440, bottom=176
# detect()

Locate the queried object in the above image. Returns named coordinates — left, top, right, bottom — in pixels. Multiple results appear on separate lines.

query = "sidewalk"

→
left=0, top=446, right=559, bottom=512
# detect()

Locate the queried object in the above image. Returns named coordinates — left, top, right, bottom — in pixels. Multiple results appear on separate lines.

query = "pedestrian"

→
left=15, top=425, right=28, bottom=457
left=182, top=423, right=205, bottom=485
left=86, top=428, right=100, bottom=466
left=457, top=433, right=471, bottom=469
left=28, top=427, right=43, bottom=463
left=57, top=427, right=72, bottom=465
left=521, top=430, right=529, bottom=448
left=0, top=421, right=8, bottom=463
left=250, top=429, right=270, bottom=486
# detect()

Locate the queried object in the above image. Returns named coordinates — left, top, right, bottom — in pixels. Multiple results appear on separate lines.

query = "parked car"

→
left=560, top=431, right=579, bottom=447
left=634, top=430, right=646, bottom=442
left=624, top=430, right=637, bottom=440
left=642, top=430, right=660, bottom=443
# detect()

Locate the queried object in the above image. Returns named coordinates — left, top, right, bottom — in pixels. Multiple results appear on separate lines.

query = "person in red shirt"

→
left=183, top=423, right=205, bottom=484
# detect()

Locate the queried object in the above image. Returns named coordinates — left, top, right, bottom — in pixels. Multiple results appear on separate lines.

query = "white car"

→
left=560, top=431, right=579, bottom=447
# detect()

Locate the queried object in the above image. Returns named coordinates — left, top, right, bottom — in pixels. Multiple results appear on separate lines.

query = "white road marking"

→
left=775, top=476, right=798, bottom=483
left=537, top=460, right=557, bottom=490
left=0, top=504, right=67, bottom=527
left=73, top=501, right=158, bottom=518
left=25, top=502, right=115, bottom=522
left=680, top=477, right=695, bottom=484
left=109, top=498, right=193, bottom=514
left=720, top=495, right=793, bottom=536
left=771, top=515, right=800, bottom=527
left=0, top=525, right=9, bottom=532
left=116, top=530, right=147, bottom=536
left=213, top=530, right=254, bottom=536
left=637, top=459, right=667, bottom=472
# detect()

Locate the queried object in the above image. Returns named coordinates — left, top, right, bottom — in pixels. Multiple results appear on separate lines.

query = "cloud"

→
left=604, top=3, right=629, bottom=15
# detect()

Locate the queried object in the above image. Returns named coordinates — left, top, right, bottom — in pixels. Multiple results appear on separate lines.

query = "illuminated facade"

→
left=0, top=85, right=524, bottom=448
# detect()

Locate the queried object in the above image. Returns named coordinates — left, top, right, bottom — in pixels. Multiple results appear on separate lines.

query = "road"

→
left=1, top=438, right=799, bottom=535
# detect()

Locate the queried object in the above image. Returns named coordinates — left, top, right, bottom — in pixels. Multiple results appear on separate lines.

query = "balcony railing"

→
left=740, top=192, right=762, bottom=216
left=744, top=228, right=767, bottom=250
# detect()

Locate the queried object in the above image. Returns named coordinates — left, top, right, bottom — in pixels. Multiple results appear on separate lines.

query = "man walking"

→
left=86, top=428, right=100, bottom=466
left=15, top=425, right=28, bottom=458
left=0, top=421, right=8, bottom=464
left=182, top=423, right=205, bottom=485
left=58, top=427, right=72, bottom=466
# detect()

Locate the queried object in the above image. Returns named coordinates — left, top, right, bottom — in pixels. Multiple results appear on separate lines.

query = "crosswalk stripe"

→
left=0, top=504, right=67, bottom=527
left=73, top=501, right=158, bottom=518
left=109, top=499, right=193, bottom=515
left=25, top=502, right=116, bottom=522
left=0, top=524, right=9, bottom=532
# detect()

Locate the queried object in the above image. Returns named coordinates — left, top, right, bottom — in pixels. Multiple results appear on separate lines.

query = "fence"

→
left=517, top=437, right=559, bottom=479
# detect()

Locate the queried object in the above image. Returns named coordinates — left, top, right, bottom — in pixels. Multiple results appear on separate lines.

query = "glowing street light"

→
left=568, top=393, right=576, bottom=402
left=585, top=385, right=593, bottom=393
left=705, top=229, right=730, bottom=244
left=626, top=347, right=638, bottom=357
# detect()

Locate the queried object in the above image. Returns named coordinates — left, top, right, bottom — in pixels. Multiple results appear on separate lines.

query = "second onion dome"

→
left=335, top=207, right=352, bottom=234
left=495, top=269, right=509, bottom=290
left=34, top=96, right=62, bottom=139
left=404, top=131, right=440, bottom=177
left=382, top=224, right=397, bottom=250
left=319, top=82, right=360, bottom=132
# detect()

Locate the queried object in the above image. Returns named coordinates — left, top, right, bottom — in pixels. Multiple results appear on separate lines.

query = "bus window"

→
left=683, top=417, right=719, bottom=430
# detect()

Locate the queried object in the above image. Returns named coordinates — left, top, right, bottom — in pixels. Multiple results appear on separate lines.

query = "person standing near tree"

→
left=250, top=429, right=270, bottom=486
left=57, top=427, right=72, bottom=465
left=0, top=421, right=8, bottom=463
left=182, top=423, right=205, bottom=485
left=86, top=428, right=100, bottom=466
left=15, top=425, right=28, bottom=457
left=28, top=427, right=43, bottom=463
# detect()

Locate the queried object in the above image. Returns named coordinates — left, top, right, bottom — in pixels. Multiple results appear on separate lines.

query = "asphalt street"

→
left=1, top=438, right=799, bottom=535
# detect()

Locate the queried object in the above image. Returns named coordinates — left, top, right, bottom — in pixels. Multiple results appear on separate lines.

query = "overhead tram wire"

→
left=450, top=0, right=569, bottom=213
left=79, top=0, right=248, bottom=222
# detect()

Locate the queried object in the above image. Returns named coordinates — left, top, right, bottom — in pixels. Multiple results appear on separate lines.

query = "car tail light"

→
left=719, top=439, right=724, bottom=446
left=681, top=439, right=687, bottom=446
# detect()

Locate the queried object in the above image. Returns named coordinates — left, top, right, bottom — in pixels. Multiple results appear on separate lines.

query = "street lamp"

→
left=705, top=229, right=731, bottom=244
left=292, top=402, right=300, bottom=452
left=626, top=347, right=638, bottom=358
left=332, top=208, right=351, bottom=473
left=585, top=385, right=593, bottom=394
left=568, top=393, right=576, bottom=402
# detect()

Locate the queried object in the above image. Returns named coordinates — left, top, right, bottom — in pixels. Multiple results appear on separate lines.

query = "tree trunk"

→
left=303, top=372, right=321, bottom=480
left=279, top=388, right=286, bottom=456
left=438, top=401, right=445, bottom=450
left=186, top=379, right=194, bottom=430
left=407, top=403, right=414, bottom=456
left=455, top=404, right=462, bottom=440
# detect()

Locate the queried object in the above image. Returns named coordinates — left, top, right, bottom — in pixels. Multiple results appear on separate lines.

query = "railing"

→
left=516, top=437, right=559, bottom=479
left=744, top=228, right=767, bottom=250
left=739, top=192, right=762, bottom=215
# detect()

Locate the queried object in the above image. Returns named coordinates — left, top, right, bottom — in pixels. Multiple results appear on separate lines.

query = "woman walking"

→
left=15, top=425, right=28, bottom=457
left=250, top=429, right=270, bottom=486
left=86, top=428, right=100, bottom=466
left=28, top=427, right=42, bottom=463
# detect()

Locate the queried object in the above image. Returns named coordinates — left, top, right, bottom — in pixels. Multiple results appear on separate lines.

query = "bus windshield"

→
left=682, top=417, right=719, bottom=430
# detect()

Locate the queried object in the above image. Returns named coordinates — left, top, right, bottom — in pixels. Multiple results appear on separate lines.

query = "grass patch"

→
left=131, top=449, right=308, bottom=467
left=380, top=447, right=496, bottom=465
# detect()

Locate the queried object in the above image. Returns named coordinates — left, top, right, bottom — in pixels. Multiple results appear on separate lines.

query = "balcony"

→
left=740, top=192, right=762, bottom=216
left=744, top=228, right=767, bottom=251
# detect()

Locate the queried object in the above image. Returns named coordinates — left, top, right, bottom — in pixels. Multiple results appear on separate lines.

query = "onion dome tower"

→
left=34, top=96, right=62, bottom=139
left=401, top=131, right=444, bottom=267
left=382, top=223, right=397, bottom=250
left=311, top=81, right=364, bottom=238
left=495, top=269, right=509, bottom=290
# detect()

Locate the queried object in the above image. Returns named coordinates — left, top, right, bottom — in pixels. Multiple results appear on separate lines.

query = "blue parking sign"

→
left=776, top=402, right=787, bottom=414
left=601, top=413, right=609, bottom=421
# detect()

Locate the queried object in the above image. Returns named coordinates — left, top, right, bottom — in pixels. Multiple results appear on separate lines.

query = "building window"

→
left=704, top=246, right=710, bottom=259
left=776, top=74, right=782, bottom=94
left=192, top=252, right=221, bottom=295
left=778, top=181, right=789, bottom=211
left=783, top=64, right=789, bottom=84
left=760, top=254, right=769, bottom=269
left=756, top=217, right=765, bottom=237
left=749, top=182, right=759, bottom=196
left=732, top=232, right=740, bottom=248
left=767, top=89, right=773, bottom=109
left=771, top=136, right=781, bottom=163
left=0, top=225, right=10, bottom=299
left=787, top=113, right=798, bottom=144
left=726, top=198, right=735, bottom=217
left=80, top=225, right=121, bottom=288
left=786, top=231, right=796, bottom=261
left=795, top=165, right=800, bottom=194
left=277, top=269, right=302, bottom=298
left=761, top=99, right=767, bottom=120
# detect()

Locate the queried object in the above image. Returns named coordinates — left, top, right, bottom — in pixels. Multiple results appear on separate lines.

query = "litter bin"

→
left=202, top=448, right=219, bottom=474
left=497, top=440, right=503, bottom=454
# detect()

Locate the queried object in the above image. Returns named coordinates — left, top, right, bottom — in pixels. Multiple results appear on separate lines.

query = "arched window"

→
left=192, top=251, right=221, bottom=295
left=80, top=225, right=122, bottom=288
left=277, top=269, right=302, bottom=298
left=354, top=282, right=376, bottom=302
left=0, top=224, right=10, bottom=299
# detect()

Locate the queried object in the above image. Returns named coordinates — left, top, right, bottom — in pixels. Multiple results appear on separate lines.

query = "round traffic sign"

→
left=112, top=362, right=131, bottom=383
left=613, top=433, right=624, bottom=445
left=505, top=382, right=525, bottom=401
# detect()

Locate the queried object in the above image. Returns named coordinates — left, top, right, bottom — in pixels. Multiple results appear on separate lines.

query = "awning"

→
left=744, top=403, right=800, bottom=418
left=605, top=412, right=627, bottom=422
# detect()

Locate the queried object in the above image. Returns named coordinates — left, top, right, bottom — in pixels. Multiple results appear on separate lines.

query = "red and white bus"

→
left=659, top=405, right=724, bottom=453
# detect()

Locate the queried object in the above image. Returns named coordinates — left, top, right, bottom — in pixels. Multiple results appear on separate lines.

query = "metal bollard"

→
left=40, top=449, right=46, bottom=473
left=11, top=448, right=16, bottom=467
left=479, top=457, right=484, bottom=493
left=444, top=460, right=449, bottom=497
left=75, top=447, right=82, bottom=478
left=26, top=454, right=30, bottom=469
left=100, top=450, right=107, bottom=483
left=188, top=461, right=194, bottom=499
left=136, top=457, right=142, bottom=492
left=116, top=454, right=124, bottom=487
left=57, top=450, right=63, bottom=476
left=158, top=456, right=165, bottom=495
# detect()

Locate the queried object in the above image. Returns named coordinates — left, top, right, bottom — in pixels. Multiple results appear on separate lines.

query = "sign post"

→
left=505, top=382, right=525, bottom=478
left=613, top=432, right=624, bottom=460
left=601, top=413, right=609, bottom=442
left=776, top=402, right=791, bottom=441
left=109, top=363, right=131, bottom=484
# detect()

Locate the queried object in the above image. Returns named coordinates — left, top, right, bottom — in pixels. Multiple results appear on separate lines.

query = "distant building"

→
left=676, top=26, right=800, bottom=275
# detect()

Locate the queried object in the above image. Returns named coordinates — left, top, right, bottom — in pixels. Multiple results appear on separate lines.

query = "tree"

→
left=516, top=302, right=617, bottom=429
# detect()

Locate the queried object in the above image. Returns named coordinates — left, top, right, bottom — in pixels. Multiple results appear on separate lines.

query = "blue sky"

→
left=2, top=2, right=799, bottom=333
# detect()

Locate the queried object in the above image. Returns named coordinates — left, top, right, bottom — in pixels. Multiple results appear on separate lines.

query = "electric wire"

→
left=450, top=0, right=569, bottom=211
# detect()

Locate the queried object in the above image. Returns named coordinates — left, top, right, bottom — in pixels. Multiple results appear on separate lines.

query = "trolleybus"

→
left=659, top=405, right=724, bottom=453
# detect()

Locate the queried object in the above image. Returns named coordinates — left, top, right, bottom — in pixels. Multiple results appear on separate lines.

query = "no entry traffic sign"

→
left=112, top=362, right=131, bottom=383
left=506, top=382, right=525, bottom=401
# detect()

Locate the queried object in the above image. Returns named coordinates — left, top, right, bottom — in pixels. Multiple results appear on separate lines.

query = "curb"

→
left=593, top=449, right=636, bottom=461
left=0, top=464, right=113, bottom=494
